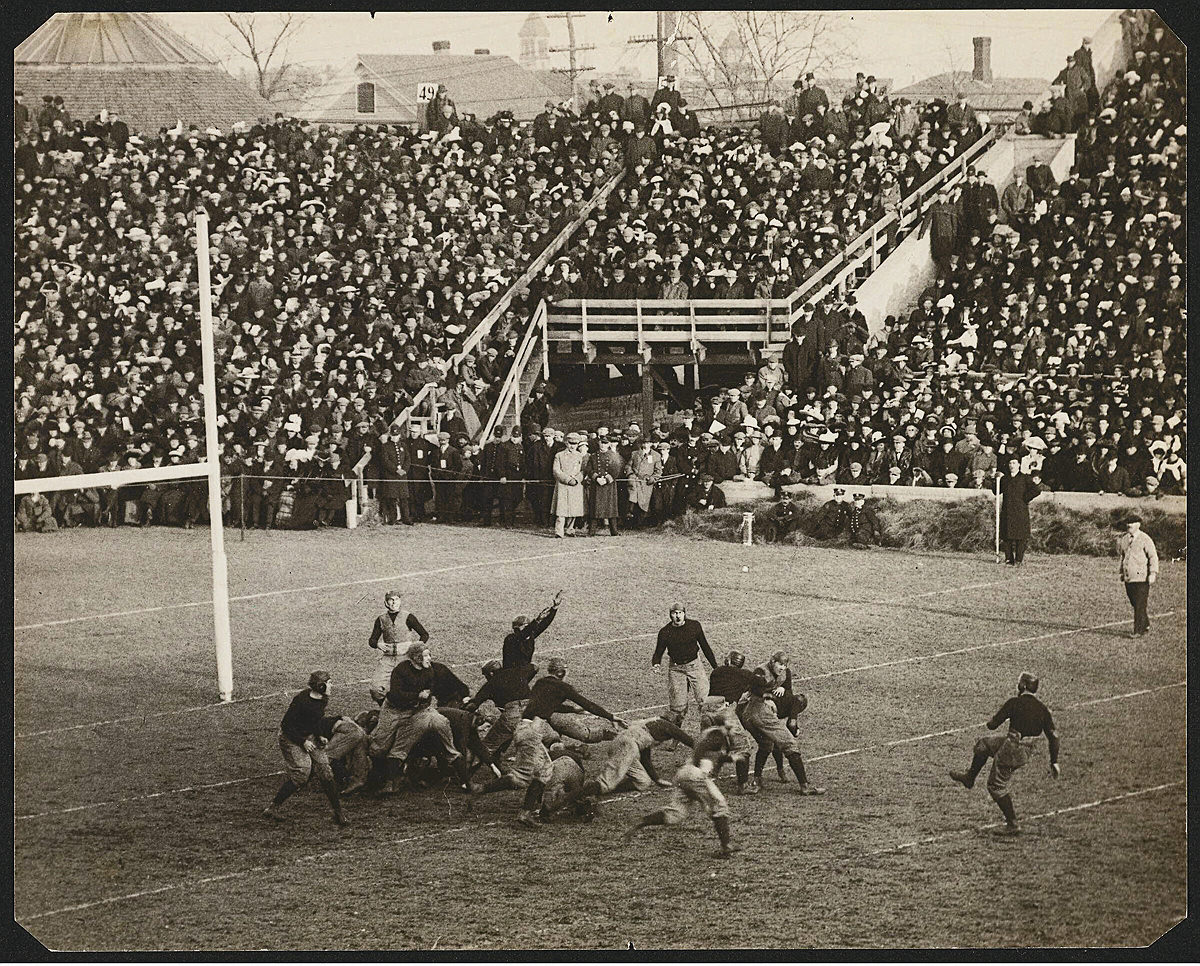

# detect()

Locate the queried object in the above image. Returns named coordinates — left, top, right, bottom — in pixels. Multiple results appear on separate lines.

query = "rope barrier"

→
left=225, top=472, right=690, bottom=486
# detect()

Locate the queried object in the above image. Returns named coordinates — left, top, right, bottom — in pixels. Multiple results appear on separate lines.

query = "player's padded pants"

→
left=278, top=729, right=334, bottom=786
left=741, top=697, right=800, bottom=754
left=662, top=762, right=729, bottom=823
left=369, top=704, right=460, bottom=763
left=593, top=734, right=653, bottom=794
left=370, top=655, right=403, bottom=706
left=542, top=755, right=585, bottom=811
left=483, top=699, right=528, bottom=753
left=507, top=718, right=557, bottom=787
left=324, top=718, right=370, bottom=783
left=976, top=731, right=1035, bottom=798
left=549, top=711, right=620, bottom=744
left=667, top=659, right=709, bottom=725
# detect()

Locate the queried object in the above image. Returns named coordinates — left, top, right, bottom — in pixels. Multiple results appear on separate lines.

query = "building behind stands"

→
left=14, top=11, right=272, bottom=134
left=893, top=36, right=1048, bottom=121
left=300, top=42, right=566, bottom=125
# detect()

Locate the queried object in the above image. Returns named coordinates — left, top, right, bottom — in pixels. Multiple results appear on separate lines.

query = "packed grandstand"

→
left=13, top=8, right=1185, bottom=532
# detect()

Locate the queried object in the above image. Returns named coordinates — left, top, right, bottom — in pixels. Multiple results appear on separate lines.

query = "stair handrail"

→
left=782, top=126, right=1000, bottom=326
left=477, top=298, right=547, bottom=445
left=385, top=165, right=628, bottom=438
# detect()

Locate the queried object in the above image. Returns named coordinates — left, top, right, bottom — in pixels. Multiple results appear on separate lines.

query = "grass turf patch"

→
left=660, top=494, right=1186, bottom=558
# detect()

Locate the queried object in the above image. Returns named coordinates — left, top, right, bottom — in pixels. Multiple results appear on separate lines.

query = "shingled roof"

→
left=356, top=53, right=563, bottom=120
left=892, top=71, right=1049, bottom=115
left=14, top=13, right=272, bottom=134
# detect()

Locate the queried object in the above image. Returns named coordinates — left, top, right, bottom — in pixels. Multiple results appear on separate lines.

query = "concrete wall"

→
left=1091, top=8, right=1132, bottom=93
left=851, top=219, right=937, bottom=334
left=1011, top=135, right=1077, bottom=187
left=853, top=133, right=1076, bottom=332
left=717, top=479, right=1186, bottom=515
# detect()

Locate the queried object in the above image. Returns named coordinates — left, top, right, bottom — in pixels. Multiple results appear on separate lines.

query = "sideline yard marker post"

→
left=994, top=474, right=1002, bottom=564
left=196, top=208, right=235, bottom=702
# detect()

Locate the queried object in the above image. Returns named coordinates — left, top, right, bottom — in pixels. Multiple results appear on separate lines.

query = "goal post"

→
left=196, top=209, right=234, bottom=702
left=14, top=210, right=235, bottom=702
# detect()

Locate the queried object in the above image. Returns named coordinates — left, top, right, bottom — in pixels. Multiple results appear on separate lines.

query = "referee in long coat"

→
left=998, top=457, right=1041, bottom=565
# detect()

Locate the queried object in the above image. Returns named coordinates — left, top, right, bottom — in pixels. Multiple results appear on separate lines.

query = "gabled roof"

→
left=356, top=53, right=563, bottom=119
left=897, top=71, right=1046, bottom=99
left=893, top=71, right=1049, bottom=112
left=16, top=12, right=216, bottom=65
left=14, top=13, right=272, bottom=133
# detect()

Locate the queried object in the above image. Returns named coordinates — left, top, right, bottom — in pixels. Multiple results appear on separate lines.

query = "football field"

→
left=13, top=524, right=1187, bottom=950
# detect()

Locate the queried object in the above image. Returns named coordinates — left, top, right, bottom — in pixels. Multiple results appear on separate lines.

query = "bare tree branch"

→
left=220, top=13, right=310, bottom=102
left=676, top=11, right=857, bottom=117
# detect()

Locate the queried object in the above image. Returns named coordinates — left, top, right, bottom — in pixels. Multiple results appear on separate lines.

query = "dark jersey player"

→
left=263, top=670, right=349, bottom=827
left=503, top=590, right=563, bottom=667
left=949, top=671, right=1061, bottom=835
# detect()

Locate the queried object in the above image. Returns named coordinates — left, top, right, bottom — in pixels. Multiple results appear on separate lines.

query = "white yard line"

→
left=16, top=682, right=1183, bottom=822
left=793, top=610, right=1179, bottom=683
left=13, top=546, right=620, bottom=632
left=554, top=572, right=1047, bottom=656
left=20, top=776, right=1183, bottom=924
left=19, top=788, right=649, bottom=924
left=15, top=569, right=1042, bottom=740
left=865, top=781, right=1185, bottom=857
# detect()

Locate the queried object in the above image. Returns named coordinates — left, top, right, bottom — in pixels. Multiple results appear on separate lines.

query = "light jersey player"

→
left=624, top=710, right=742, bottom=858
left=539, top=751, right=598, bottom=822
left=540, top=716, right=694, bottom=819
left=367, top=591, right=430, bottom=704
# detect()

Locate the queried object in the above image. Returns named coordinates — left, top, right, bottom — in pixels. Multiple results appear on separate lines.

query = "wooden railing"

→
left=350, top=167, right=628, bottom=522
left=381, top=164, right=627, bottom=440
left=477, top=299, right=548, bottom=445
left=546, top=298, right=791, bottom=354
left=543, top=128, right=1001, bottom=348
left=780, top=126, right=999, bottom=321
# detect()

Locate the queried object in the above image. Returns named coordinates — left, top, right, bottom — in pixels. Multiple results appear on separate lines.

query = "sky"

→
left=160, top=9, right=1117, bottom=88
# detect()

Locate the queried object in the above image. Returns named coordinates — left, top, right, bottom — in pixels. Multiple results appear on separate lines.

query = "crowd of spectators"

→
left=543, top=72, right=982, bottom=300
left=13, top=11, right=1185, bottom=534
left=13, top=88, right=629, bottom=528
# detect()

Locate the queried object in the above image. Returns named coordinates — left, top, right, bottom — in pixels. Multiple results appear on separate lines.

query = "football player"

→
left=624, top=708, right=742, bottom=858
left=949, top=671, right=1061, bottom=835
left=541, top=716, right=693, bottom=818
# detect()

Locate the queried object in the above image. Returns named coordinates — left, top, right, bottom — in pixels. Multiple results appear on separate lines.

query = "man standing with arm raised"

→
left=653, top=602, right=718, bottom=729
left=503, top=589, right=564, bottom=667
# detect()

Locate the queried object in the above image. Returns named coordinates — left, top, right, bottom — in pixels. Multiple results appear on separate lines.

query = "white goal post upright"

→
left=195, top=209, right=235, bottom=701
left=14, top=211, right=235, bottom=701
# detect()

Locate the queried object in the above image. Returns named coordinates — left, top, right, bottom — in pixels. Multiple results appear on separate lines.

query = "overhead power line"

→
left=547, top=11, right=595, bottom=102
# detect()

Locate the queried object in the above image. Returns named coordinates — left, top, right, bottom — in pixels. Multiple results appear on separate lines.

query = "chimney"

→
left=972, top=36, right=993, bottom=85
left=432, top=40, right=450, bottom=52
left=474, top=48, right=490, bottom=55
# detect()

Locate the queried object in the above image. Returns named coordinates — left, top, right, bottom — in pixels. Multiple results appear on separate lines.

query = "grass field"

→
left=13, top=523, right=1188, bottom=951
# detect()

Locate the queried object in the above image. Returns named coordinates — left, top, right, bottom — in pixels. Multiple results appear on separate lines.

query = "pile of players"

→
left=264, top=589, right=1057, bottom=854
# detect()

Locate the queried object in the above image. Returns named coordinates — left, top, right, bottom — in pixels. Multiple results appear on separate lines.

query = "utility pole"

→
left=547, top=11, right=595, bottom=105
left=628, top=10, right=691, bottom=83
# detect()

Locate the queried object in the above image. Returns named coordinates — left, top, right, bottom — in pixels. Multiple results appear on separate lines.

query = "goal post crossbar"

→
left=14, top=461, right=212, bottom=496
